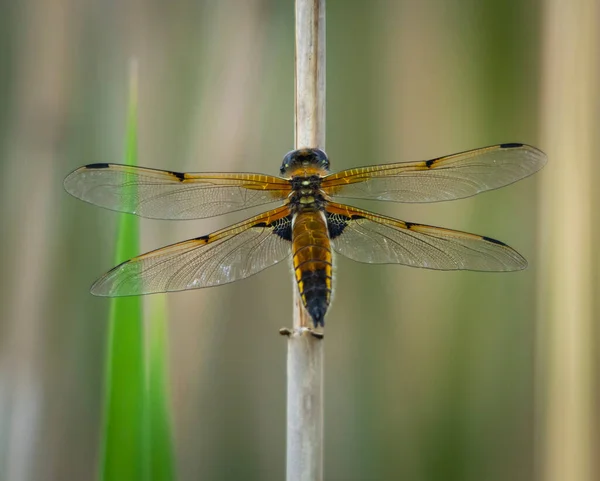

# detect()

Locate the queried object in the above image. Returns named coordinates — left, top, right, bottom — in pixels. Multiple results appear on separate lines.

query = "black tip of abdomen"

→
left=298, top=268, right=330, bottom=327
left=307, top=298, right=327, bottom=327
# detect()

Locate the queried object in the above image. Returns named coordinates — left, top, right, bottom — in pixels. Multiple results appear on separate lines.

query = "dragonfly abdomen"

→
left=292, top=211, right=332, bottom=327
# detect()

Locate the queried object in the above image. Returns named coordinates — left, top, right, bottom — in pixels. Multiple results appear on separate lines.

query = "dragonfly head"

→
left=280, top=148, right=330, bottom=177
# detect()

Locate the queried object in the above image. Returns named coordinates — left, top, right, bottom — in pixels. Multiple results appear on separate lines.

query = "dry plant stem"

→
left=295, top=0, right=326, bottom=152
left=286, top=1, right=325, bottom=481
left=285, top=327, right=324, bottom=481
left=537, top=0, right=598, bottom=480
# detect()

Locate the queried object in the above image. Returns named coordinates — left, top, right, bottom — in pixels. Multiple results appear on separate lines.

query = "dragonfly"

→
left=64, top=142, right=546, bottom=327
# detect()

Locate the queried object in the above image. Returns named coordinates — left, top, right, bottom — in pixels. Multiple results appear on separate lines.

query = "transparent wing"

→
left=326, top=202, right=527, bottom=271
left=91, top=206, right=292, bottom=296
left=322, top=143, right=546, bottom=203
left=64, top=163, right=291, bottom=219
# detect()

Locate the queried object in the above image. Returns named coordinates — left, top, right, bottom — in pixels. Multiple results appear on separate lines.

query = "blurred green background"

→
left=0, top=0, right=597, bottom=480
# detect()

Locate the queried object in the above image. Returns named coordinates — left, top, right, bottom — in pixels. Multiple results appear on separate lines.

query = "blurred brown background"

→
left=0, top=0, right=598, bottom=480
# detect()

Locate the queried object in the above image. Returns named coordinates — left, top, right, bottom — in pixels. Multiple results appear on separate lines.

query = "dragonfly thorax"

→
left=288, top=174, right=327, bottom=213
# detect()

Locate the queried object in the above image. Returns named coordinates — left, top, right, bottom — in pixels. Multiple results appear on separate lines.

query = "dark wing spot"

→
left=272, top=216, right=292, bottom=241
left=499, top=143, right=523, bottom=149
left=405, top=221, right=415, bottom=229
left=326, top=212, right=349, bottom=239
left=86, top=163, right=110, bottom=169
left=170, top=171, right=186, bottom=181
left=195, top=234, right=210, bottom=242
left=327, top=212, right=366, bottom=239
left=482, top=235, right=508, bottom=246
left=425, top=159, right=435, bottom=168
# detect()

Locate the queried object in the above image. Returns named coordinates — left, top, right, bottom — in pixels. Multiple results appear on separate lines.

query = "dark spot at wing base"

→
left=500, top=143, right=523, bottom=149
left=327, top=214, right=347, bottom=239
left=195, top=234, right=210, bottom=242
left=425, top=159, right=435, bottom=168
left=86, top=163, right=110, bottom=169
left=326, top=212, right=364, bottom=239
left=272, top=216, right=293, bottom=241
left=170, top=171, right=186, bottom=181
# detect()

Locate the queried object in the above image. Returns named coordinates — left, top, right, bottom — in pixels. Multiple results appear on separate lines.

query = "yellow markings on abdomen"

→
left=292, top=211, right=332, bottom=326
